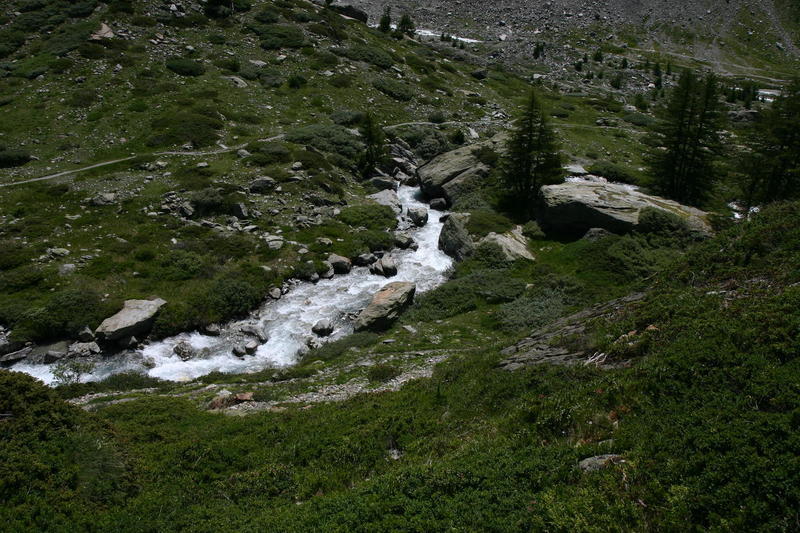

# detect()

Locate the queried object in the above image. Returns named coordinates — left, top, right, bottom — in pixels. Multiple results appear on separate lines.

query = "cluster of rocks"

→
left=1, top=298, right=169, bottom=367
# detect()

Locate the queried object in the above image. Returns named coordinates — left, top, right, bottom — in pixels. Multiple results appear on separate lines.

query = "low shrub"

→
left=372, top=77, right=414, bottom=101
left=330, top=109, right=365, bottom=126
left=586, top=160, right=637, bottom=183
left=0, top=148, right=32, bottom=168
left=259, top=25, right=305, bottom=50
left=165, top=57, right=206, bottom=77
left=367, top=364, right=401, bottom=382
left=287, top=74, right=307, bottom=88
left=334, top=45, right=394, bottom=69
left=285, top=124, right=361, bottom=161
left=303, top=332, right=380, bottom=363
left=522, top=220, right=546, bottom=239
left=338, top=204, right=397, bottom=231
left=466, top=210, right=513, bottom=238
left=147, top=110, right=223, bottom=148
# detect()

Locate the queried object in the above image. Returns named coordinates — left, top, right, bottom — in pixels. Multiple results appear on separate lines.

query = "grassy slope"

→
left=3, top=201, right=800, bottom=531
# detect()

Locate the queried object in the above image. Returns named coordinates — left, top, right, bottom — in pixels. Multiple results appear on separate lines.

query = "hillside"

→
left=351, top=0, right=800, bottom=79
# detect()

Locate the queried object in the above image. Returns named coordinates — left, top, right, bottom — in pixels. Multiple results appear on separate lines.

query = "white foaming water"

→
left=13, top=186, right=452, bottom=385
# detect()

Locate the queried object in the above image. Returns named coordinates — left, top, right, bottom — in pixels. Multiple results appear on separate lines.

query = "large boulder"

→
left=327, top=253, right=352, bottom=274
left=368, top=189, right=402, bottom=214
left=479, top=226, right=535, bottom=262
left=438, top=214, right=474, bottom=262
left=539, top=181, right=712, bottom=237
left=354, top=282, right=416, bottom=332
left=417, top=134, right=506, bottom=206
left=95, top=298, right=167, bottom=341
left=407, top=207, right=428, bottom=227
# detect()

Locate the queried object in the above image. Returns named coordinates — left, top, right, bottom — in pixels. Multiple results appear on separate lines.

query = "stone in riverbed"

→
left=407, top=206, right=428, bottom=227
left=95, top=298, right=167, bottom=341
left=370, top=255, right=397, bottom=277
left=354, top=253, right=377, bottom=267
left=312, top=319, right=334, bottom=337
left=173, top=341, right=195, bottom=361
left=429, top=197, right=448, bottom=210
left=327, top=254, right=352, bottom=274
left=354, top=282, right=416, bottom=332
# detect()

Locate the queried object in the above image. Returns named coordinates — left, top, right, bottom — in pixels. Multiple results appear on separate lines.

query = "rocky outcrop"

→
left=478, top=226, right=535, bottom=261
left=354, top=282, right=416, bottom=331
left=438, top=214, right=474, bottom=261
left=578, top=454, right=625, bottom=472
left=539, top=181, right=713, bottom=237
left=368, top=189, right=402, bottom=213
left=95, top=298, right=167, bottom=342
left=417, top=134, right=505, bottom=206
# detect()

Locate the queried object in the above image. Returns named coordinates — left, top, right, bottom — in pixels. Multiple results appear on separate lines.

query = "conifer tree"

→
left=502, top=89, right=563, bottom=215
left=739, top=79, right=800, bottom=208
left=646, top=69, right=723, bottom=205
left=397, top=14, right=415, bottom=37
left=357, top=113, right=387, bottom=179
left=378, top=7, right=391, bottom=33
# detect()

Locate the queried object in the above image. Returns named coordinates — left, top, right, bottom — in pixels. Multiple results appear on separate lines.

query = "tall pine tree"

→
left=378, top=7, right=391, bottom=33
left=502, top=89, right=563, bottom=216
left=647, top=69, right=723, bottom=206
left=738, top=79, right=800, bottom=208
left=357, top=113, right=387, bottom=179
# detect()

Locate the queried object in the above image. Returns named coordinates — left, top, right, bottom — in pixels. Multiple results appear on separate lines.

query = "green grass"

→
left=4, top=203, right=800, bottom=530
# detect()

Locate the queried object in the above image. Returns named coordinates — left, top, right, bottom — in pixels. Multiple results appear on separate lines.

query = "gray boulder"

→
left=429, top=197, right=448, bottom=210
left=312, top=319, right=334, bottom=337
left=68, top=342, right=101, bottom=358
left=249, top=177, right=276, bottom=193
left=354, top=282, right=416, bottom=332
left=328, top=253, right=352, bottom=274
left=354, top=253, right=377, bottom=267
left=578, top=454, right=624, bottom=472
left=368, top=189, right=402, bottom=214
left=95, top=299, right=167, bottom=341
left=173, top=341, right=195, bottom=361
left=394, top=233, right=414, bottom=250
left=370, top=255, right=397, bottom=277
left=582, top=227, right=613, bottom=242
left=417, top=134, right=505, bottom=205
left=539, top=181, right=713, bottom=237
left=370, top=176, right=398, bottom=191
left=438, top=214, right=474, bottom=262
left=407, top=207, right=428, bottom=227
left=479, top=226, right=535, bottom=261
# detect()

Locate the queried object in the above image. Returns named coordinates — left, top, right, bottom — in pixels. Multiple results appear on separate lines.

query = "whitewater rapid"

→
left=13, top=186, right=453, bottom=384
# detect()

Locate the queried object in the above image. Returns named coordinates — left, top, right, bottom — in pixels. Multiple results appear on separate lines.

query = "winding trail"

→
left=0, top=134, right=286, bottom=188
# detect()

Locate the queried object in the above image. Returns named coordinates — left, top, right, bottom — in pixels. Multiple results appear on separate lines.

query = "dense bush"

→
left=12, top=287, right=108, bottom=342
left=166, top=57, right=206, bottom=77
left=334, top=44, right=394, bottom=69
left=330, top=109, right=364, bottom=126
left=0, top=147, right=32, bottom=168
left=285, top=124, right=361, bottom=161
left=259, top=25, right=305, bottom=50
left=367, top=363, right=401, bottom=382
left=338, top=204, right=397, bottom=230
left=147, top=110, right=223, bottom=148
left=586, top=160, right=637, bottom=183
left=303, top=332, right=380, bottom=363
left=204, top=0, right=251, bottom=18
left=372, top=77, right=414, bottom=101
left=405, top=269, right=526, bottom=322
left=466, top=210, right=514, bottom=237
left=522, top=220, right=546, bottom=239
left=246, top=142, right=291, bottom=166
